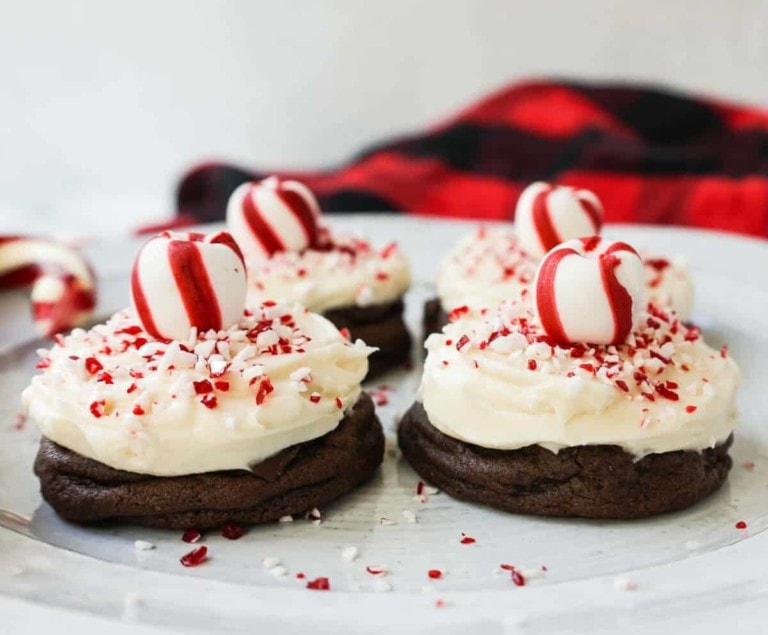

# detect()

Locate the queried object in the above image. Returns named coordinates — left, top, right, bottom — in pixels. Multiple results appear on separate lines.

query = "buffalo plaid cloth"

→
left=176, top=80, right=768, bottom=238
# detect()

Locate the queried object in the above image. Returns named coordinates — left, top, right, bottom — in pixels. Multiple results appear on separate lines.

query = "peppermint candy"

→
left=533, top=237, right=644, bottom=345
left=515, top=182, right=603, bottom=259
left=0, top=236, right=96, bottom=337
left=226, top=176, right=322, bottom=258
left=131, top=231, right=246, bottom=340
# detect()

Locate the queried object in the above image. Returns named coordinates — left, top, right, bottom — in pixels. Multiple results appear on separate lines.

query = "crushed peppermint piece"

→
left=428, top=569, right=443, bottom=579
left=306, top=577, right=330, bottom=591
left=134, top=540, right=155, bottom=551
left=180, top=546, right=208, bottom=567
left=278, top=515, right=294, bottom=523
left=262, top=557, right=281, bottom=570
left=221, top=523, right=246, bottom=540
left=269, top=565, right=288, bottom=577
left=735, top=520, right=748, bottom=529
left=341, top=546, right=359, bottom=563
left=459, top=533, right=476, bottom=545
left=366, top=565, right=387, bottom=576
left=181, top=529, right=202, bottom=544
left=613, top=576, right=637, bottom=591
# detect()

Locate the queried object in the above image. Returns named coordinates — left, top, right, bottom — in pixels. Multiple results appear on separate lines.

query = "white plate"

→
left=1, top=216, right=768, bottom=634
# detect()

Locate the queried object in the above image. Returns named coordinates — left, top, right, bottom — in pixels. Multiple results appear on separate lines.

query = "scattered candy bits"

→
left=736, top=520, right=748, bottom=529
left=180, top=546, right=208, bottom=567
left=428, top=569, right=443, bottom=579
left=459, top=533, right=476, bottom=545
left=181, top=528, right=202, bottom=543
left=306, top=577, right=331, bottom=591
left=221, top=523, right=246, bottom=540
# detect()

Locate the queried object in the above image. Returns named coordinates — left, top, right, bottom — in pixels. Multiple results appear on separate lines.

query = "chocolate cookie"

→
left=422, top=297, right=448, bottom=341
left=324, top=298, right=411, bottom=378
left=398, top=401, right=732, bottom=519
left=35, top=393, right=384, bottom=529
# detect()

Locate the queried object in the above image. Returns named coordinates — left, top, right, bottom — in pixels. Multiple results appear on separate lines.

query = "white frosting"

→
left=245, top=232, right=411, bottom=313
left=436, top=228, right=694, bottom=320
left=23, top=302, right=373, bottom=476
left=419, top=300, right=739, bottom=456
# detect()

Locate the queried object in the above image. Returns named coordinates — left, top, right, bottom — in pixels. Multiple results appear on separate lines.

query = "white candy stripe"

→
left=227, top=183, right=268, bottom=259
left=134, top=237, right=191, bottom=338
left=252, top=185, right=311, bottom=250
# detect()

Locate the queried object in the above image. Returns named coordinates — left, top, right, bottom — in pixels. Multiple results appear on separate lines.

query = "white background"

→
left=1, top=0, right=766, bottom=235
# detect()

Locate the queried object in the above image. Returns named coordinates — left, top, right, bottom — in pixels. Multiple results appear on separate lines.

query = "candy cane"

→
left=226, top=176, right=322, bottom=259
left=533, top=237, right=645, bottom=345
left=131, top=231, right=247, bottom=340
left=515, top=182, right=603, bottom=259
left=0, top=236, right=97, bottom=337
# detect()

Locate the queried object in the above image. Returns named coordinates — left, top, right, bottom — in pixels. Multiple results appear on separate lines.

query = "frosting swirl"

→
left=244, top=230, right=411, bottom=313
left=419, top=300, right=739, bottom=456
left=23, top=302, right=373, bottom=476
left=436, top=227, right=694, bottom=320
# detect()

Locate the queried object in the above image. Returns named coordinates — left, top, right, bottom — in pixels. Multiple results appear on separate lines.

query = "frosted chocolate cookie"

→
left=24, top=231, right=383, bottom=528
left=227, top=176, right=411, bottom=377
left=402, top=237, right=739, bottom=519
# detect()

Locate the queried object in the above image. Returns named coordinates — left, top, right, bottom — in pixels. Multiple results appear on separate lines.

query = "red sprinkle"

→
left=460, top=533, right=476, bottom=545
left=685, top=405, right=697, bottom=413
left=84, top=357, right=103, bottom=375
left=221, top=523, right=246, bottom=540
left=720, top=345, right=728, bottom=358
left=655, top=383, right=679, bottom=401
left=428, top=569, right=443, bottom=579
left=448, top=305, right=469, bottom=322
left=201, top=394, right=218, bottom=409
left=736, top=520, right=748, bottom=529
left=306, top=577, right=330, bottom=591
left=527, top=359, right=537, bottom=371
left=182, top=529, right=202, bottom=543
left=511, top=569, right=526, bottom=587
left=89, top=400, right=106, bottom=418
left=132, top=405, right=145, bottom=416
left=214, top=380, right=230, bottom=392
left=366, top=565, right=387, bottom=576
left=456, top=334, right=470, bottom=351
left=193, top=380, right=214, bottom=394
left=416, top=481, right=425, bottom=495
left=256, top=378, right=275, bottom=405
left=36, top=358, right=51, bottom=370
left=127, top=383, right=138, bottom=394
left=339, top=327, right=351, bottom=340
left=97, top=372, right=114, bottom=384
left=309, top=393, right=321, bottom=404
left=615, top=380, right=629, bottom=393
left=335, top=397, right=343, bottom=409
left=296, top=572, right=305, bottom=579
left=179, top=546, right=208, bottom=567
left=375, top=272, right=389, bottom=281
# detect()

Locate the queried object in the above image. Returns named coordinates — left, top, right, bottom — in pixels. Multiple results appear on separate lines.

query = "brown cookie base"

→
left=422, top=297, right=448, bottom=341
left=34, top=393, right=384, bottom=529
left=324, top=298, right=411, bottom=378
left=398, top=401, right=732, bottom=519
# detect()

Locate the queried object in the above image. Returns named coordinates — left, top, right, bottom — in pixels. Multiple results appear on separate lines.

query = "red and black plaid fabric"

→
left=176, top=79, right=768, bottom=238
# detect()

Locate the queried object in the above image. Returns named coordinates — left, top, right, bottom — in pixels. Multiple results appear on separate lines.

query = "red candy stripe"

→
left=534, top=246, right=575, bottom=344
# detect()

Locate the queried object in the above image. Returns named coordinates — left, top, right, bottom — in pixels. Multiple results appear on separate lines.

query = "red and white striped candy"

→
left=515, top=182, right=603, bottom=259
left=226, top=176, right=322, bottom=259
left=131, top=231, right=246, bottom=341
left=533, top=237, right=644, bottom=346
left=0, top=236, right=97, bottom=337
